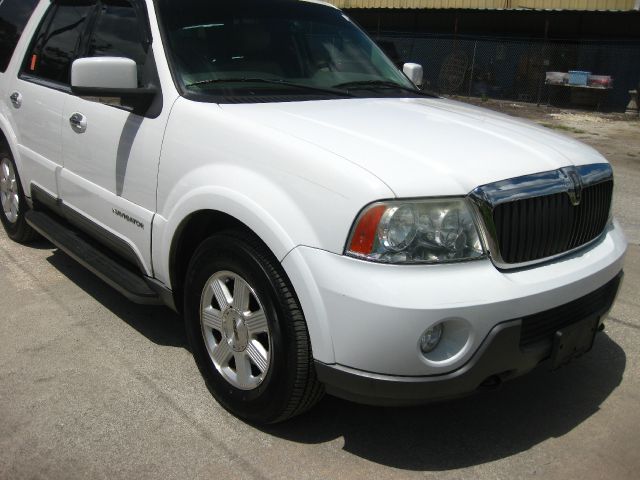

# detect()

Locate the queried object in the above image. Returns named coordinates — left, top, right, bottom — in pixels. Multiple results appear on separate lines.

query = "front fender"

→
left=152, top=168, right=340, bottom=364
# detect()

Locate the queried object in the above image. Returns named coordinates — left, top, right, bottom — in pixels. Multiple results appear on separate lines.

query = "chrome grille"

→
left=470, top=164, right=614, bottom=269
left=493, top=181, right=613, bottom=264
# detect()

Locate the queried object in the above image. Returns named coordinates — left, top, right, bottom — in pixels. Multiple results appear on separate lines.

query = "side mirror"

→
left=71, top=57, right=157, bottom=114
left=403, top=63, right=424, bottom=88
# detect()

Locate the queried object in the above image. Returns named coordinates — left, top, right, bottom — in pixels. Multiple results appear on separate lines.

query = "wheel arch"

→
left=0, top=117, right=20, bottom=166
left=0, top=118, right=27, bottom=197
left=168, top=209, right=259, bottom=310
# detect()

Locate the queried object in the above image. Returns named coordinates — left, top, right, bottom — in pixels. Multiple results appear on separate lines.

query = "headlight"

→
left=346, top=198, right=486, bottom=264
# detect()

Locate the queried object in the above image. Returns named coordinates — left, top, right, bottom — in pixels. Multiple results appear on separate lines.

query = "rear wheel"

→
left=0, top=144, right=38, bottom=243
left=184, top=231, right=323, bottom=424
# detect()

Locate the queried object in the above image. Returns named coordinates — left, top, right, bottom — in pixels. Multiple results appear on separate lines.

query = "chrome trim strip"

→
left=468, top=163, right=613, bottom=270
left=469, top=163, right=612, bottom=206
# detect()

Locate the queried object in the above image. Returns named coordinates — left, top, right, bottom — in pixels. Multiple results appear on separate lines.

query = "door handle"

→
left=9, top=92, right=22, bottom=109
left=69, top=113, right=87, bottom=133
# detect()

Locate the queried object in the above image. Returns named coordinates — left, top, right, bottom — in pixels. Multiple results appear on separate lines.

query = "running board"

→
left=25, top=210, right=162, bottom=305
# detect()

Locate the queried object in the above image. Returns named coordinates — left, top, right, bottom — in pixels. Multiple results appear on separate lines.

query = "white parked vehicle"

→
left=0, top=0, right=627, bottom=424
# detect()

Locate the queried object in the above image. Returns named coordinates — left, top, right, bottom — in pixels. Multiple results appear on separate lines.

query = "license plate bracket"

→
left=550, top=315, right=600, bottom=370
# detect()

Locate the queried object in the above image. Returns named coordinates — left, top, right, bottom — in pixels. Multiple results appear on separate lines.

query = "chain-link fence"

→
left=375, top=33, right=640, bottom=111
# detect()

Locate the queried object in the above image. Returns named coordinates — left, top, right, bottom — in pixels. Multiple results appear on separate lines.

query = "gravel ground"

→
left=1, top=101, right=638, bottom=480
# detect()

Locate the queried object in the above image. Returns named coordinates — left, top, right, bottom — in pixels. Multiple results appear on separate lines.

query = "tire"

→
left=0, top=142, right=38, bottom=243
left=184, top=231, right=324, bottom=424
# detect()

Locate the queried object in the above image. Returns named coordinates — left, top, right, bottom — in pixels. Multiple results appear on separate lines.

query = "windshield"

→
left=157, top=0, right=417, bottom=101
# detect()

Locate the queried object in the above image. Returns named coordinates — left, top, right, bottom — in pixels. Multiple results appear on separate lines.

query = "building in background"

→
left=329, top=0, right=640, bottom=110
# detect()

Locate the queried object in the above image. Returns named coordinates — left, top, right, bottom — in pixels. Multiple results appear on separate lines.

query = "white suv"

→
left=0, top=0, right=627, bottom=424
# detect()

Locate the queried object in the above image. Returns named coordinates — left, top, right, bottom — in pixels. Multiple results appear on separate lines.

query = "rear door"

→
left=60, top=0, right=165, bottom=275
left=3, top=0, right=95, bottom=199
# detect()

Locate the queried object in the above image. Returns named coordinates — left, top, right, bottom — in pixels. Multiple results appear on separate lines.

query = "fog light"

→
left=420, top=324, right=444, bottom=353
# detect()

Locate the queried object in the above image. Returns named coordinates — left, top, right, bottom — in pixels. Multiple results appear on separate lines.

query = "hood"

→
left=220, top=97, right=607, bottom=198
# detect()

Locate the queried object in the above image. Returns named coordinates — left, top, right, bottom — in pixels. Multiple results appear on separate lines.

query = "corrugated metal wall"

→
left=327, top=0, right=638, bottom=11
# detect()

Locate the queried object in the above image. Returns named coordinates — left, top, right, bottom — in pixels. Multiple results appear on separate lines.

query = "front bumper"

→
left=282, top=220, right=627, bottom=378
left=314, top=271, right=622, bottom=406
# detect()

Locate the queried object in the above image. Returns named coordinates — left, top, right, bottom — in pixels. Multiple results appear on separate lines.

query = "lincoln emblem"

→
left=566, top=169, right=583, bottom=206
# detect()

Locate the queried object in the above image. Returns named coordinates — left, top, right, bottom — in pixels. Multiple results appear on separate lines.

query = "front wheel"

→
left=183, top=231, right=323, bottom=424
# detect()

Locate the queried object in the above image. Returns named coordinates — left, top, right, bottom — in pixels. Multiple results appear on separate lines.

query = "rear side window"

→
left=0, top=0, right=40, bottom=72
left=24, top=1, right=96, bottom=85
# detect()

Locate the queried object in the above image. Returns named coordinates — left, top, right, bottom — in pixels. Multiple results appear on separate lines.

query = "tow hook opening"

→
left=479, top=369, right=519, bottom=391
left=479, top=375, right=503, bottom=390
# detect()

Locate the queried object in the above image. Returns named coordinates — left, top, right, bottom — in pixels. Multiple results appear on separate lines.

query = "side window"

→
left=24, top=1, right=95, bottom=85
left=0, top=0, right=40, bottom=72
left=87, top=0, right=147, bottom=82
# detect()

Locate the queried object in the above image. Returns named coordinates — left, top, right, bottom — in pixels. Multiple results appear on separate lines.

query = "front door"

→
left=60, top=0, right=164, bottom=275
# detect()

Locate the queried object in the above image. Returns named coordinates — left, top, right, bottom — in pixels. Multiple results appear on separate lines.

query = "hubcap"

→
left=0, top=157, right=19, bottom=224
left=200, top=271, right=272, bottom=390
left=222, top=308, right=249, bottom=352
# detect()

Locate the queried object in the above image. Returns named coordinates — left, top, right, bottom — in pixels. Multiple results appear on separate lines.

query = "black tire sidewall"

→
left=184, top=234, right=299, bottom=424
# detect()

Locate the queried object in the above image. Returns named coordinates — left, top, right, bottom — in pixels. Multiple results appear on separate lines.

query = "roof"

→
left=326, top=0, right=640, bottom=11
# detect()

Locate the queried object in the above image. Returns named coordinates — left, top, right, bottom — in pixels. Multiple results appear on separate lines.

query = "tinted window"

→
left=25, top=1, right=95, bottom=85
left=87, top=0, right=147, bottom=81
left=0, top=0, right=39, bottom=72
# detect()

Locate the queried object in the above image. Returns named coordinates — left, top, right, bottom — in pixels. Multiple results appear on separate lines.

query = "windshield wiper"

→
left=186, top=77, right=354, bottom=97
left=333, top=80, right=435, bottom=96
